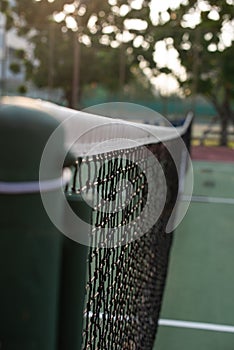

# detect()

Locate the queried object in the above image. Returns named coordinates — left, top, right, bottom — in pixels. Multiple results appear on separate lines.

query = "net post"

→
left=0, top=105, right=64, bottom=350
left=58, top=194, right=91, bottom=350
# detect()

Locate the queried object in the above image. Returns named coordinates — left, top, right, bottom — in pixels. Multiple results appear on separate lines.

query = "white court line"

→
left=182, top=195, right=234, bottom=205
left=85, top=312, right=234, bottom=333
left=159, top=319, right=234, bottom=333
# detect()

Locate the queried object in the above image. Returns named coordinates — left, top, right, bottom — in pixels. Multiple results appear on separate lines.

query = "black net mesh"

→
left=65, top=134, right=186, bottom=349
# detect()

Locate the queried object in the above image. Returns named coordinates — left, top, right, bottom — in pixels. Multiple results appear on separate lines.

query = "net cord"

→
left=0, top=168, right=71, bottom=194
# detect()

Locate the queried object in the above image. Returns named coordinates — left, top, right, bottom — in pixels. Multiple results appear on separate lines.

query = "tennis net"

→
left=69, top=145, right=176, bottom=349
left=1, top=97, right=193, bottom=350
left=63, top=114, right=193, bottom=349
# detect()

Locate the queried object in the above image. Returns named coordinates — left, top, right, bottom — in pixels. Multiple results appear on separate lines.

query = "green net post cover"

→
left=58, top=194, right=91, bottom=350
left=0, top=104, right=64, bottom=350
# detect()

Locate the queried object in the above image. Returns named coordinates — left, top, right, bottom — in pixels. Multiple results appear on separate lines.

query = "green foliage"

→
left=1, top=0, right=14, bottom=30
left=1, top=0, right=9, bottom=12
left=148, top=0, right=233, bottom=144
left=17, top=84, right=27, bottom=94
left=9, top=62, right=21, bottom=74
left=9, top=0, right=148, bottom=106
left=163, top=1, right=233, bottom=98
left=14, top=49, right=25, bottom=60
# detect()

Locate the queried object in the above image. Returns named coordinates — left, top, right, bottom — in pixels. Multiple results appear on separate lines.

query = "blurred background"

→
left=0, top=0, right=233, bottom=146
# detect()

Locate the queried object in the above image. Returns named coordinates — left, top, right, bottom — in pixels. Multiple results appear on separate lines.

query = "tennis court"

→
left=154, top=156, right=234, bottom=349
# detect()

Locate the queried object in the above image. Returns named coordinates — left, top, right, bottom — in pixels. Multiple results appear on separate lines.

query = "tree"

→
left=5, top=0, right=152, bottom=108
left=146, top=0, right=234, bottom=146
left=92, top=0, right=233, bottom=145
left=8, top=0, right=233, bottom=145
left=5, top=0, right=115, bottom=107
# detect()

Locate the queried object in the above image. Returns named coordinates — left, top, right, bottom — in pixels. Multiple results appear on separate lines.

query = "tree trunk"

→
left=66, top=90, right=73, bottom=109
left=219, top=87, right=233, bottom=146
left=0, top=10, right=6, bottom=96
left=48, top=22, right=55, bottom=100
left=210, top=90, right=232, bottom=147
left=72, top=34, right=81, bottom=109
left=219, top=114, right=228, bottom=147
left=119, top=43, right=126, bottom=92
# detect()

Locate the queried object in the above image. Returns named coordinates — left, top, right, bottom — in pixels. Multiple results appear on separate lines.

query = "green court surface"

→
left=154, top=160, right=234, bottom=349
